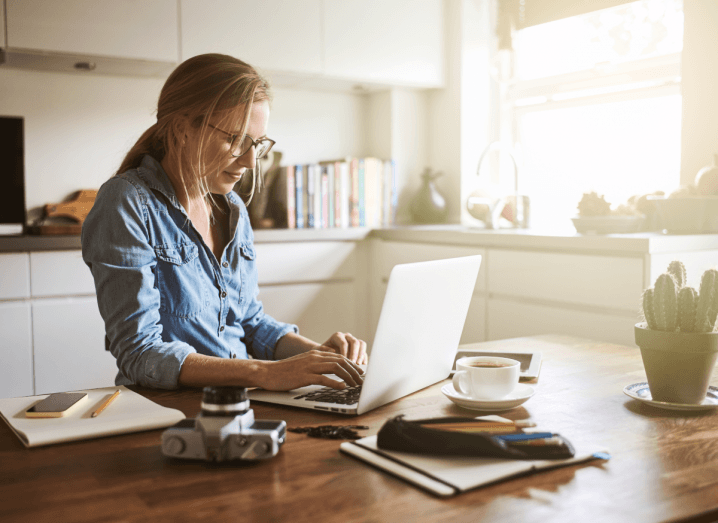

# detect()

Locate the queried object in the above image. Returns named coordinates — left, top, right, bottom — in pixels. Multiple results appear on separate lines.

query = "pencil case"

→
left=376, top=416, right=575, bottom=460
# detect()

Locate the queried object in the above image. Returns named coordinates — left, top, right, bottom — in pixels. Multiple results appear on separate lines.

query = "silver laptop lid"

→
left=356, top=255, right=482, bottom=415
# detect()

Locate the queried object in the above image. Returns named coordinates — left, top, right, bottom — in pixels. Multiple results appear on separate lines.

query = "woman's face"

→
left=204, top=100, right=270, bottom=195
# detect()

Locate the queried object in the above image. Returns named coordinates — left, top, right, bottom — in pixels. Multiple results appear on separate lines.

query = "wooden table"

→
left=2, top=335, right=718, bottom=523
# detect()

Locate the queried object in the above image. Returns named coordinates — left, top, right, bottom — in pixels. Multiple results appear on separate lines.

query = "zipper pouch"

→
left=377, top=415, right=575, bottom=460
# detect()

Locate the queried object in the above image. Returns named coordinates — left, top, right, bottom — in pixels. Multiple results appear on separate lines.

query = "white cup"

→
left=452, top=356, right=521, bottom=400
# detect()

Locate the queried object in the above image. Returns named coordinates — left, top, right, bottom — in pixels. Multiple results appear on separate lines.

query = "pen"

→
left=91, top=390, right=121, bottom=418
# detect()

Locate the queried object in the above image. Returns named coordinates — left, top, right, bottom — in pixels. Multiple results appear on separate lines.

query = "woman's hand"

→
left=317, top=332, right=368, bottom=365
left=258, top=350, right=365, bottom=391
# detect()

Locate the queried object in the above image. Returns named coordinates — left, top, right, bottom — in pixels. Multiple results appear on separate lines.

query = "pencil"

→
left=91, top=390, right=121, bottom=418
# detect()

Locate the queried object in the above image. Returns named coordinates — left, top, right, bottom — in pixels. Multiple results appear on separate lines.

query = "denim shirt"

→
left=82, top=155, right=298, bottom=389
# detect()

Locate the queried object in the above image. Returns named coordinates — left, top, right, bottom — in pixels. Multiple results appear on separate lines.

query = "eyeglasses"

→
left=208, top=124, right=276, bottom=159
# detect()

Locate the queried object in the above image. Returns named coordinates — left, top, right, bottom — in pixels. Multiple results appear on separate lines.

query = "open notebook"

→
left=340, top=415, right=610, bottom=497
left=0, top=386, right=186, bottom=448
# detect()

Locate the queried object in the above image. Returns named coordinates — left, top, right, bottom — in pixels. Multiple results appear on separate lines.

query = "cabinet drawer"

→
left=488, top=250, right=643, bottom=311
left=255, top=242, right=356, bottom=284
left=0, top=302, right=33, bottom=398
left=374, top=241, right=486, bottom=292
left=258, top=282, right=357, bottom=345
left=488, top=298, right=636, bottom=347
left=0, top=253, right=30, bottom=300
left=30, top=251, right=96, bottom=297
left=32, top=297, right=116, bottom=394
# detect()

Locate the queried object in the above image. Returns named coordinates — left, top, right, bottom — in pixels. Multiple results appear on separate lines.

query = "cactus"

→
left=642, top=263, right=718, bottom=334
left=695, top=269, right=718, bottom=332
left=653, top=273, right=678, bottom=331
left=666, top=260, right=686, bottom=288
left=642, top=288, right=657, bottom=330
left=677, top=286, right=698, bottom=333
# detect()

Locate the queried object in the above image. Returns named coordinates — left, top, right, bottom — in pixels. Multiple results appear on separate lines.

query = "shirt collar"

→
left=138, top=154, right=244, bottom=217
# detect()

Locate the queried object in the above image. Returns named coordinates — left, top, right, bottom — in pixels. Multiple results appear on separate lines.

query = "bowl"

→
left=649, top=196, right=718, bottom=233
left=572, top=215, right=645, bottom=234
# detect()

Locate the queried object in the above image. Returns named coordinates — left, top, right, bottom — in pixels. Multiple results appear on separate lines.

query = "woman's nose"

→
left=236, top=146, right=256, bottom=169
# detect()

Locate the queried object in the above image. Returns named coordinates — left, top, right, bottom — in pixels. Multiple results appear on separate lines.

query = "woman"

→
left=82, top=54, right=367, bottom=391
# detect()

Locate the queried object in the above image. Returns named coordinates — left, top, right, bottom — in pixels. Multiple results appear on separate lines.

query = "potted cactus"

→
left=635, top=261, right=718, bottom=404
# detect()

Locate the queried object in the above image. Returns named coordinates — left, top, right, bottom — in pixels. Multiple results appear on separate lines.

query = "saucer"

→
left=623, top=382, right=718, bottom=411
left=441, top=383, right=535, bottom=412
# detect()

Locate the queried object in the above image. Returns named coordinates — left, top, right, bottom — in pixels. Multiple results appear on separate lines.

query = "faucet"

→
left=467, top=141, right=529, bottom=229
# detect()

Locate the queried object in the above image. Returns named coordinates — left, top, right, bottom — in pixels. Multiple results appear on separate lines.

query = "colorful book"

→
left=326, top=163, right=335, bottom=228
left=349, top=158, right=360, bottom=227
left=295, top=165, right=304, bottom=229
left=321, top=167, right=329, bottom=229
left=306, top=164, right=315, bottom=228
left=286, top=165, right=296, bottom=229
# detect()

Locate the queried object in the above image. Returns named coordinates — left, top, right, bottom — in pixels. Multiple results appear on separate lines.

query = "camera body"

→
left=161, top=387, right=286, bottom=462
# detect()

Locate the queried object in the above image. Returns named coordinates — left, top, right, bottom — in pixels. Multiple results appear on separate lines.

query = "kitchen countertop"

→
left=2, top=224, right=718, bottom=254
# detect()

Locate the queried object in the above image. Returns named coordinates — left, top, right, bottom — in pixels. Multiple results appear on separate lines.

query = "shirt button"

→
left=231, top=353, right=237, bottom=359
left=221, top=291, right=227, bottom=298
left=222, top=261, right=229, bottom=268
left=220, top=326, right=225, bottom=332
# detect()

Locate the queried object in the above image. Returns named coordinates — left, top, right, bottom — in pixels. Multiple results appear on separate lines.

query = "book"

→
left=340, top=419, right=609, bottom=497
left=0, top=386, right=186, bottom=448
left=349, top=158, right=360, bottom=227
left=295, top=165, right=304, bottom=229
left=338, top=161, right=350, bottom=228
left=321, top=166, right=330, bottom=229
left=286, top=166, right=296, bottom=229
left=326, top=163, right=335, bottom=228
left=306, top=164, right=315, bottom=228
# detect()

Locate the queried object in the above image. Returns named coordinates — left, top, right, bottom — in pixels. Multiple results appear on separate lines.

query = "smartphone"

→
left=25, top=392, right=89, bottom=418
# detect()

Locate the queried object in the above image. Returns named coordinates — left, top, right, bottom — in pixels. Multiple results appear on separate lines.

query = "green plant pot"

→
left=634, top=323, right=718, bottom=404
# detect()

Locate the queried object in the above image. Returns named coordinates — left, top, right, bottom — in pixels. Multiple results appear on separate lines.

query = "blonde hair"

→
left=116, top=53, right=272, bottom=207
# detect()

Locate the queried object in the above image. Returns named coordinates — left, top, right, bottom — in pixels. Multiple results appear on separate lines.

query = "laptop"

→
left=248, top=255, right=482, bottom=416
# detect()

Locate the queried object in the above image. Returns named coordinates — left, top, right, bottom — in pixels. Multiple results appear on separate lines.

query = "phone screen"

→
left=25, top=392, right=88, bottom=418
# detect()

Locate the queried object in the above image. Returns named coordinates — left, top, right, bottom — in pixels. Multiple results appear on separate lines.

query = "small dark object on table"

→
left=289, top=425, right=369, bottom=440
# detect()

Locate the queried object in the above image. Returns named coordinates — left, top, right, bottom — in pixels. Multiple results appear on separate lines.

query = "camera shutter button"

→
left=165, top=436, right=185, bottom=455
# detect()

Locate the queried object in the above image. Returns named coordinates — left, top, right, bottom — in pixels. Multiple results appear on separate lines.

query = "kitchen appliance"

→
left=0, top=116, right=26, bottom=235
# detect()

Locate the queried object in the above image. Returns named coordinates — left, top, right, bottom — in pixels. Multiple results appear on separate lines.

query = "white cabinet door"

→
left=488, top=298, right=636, bottom=347
left=258, top=282, right=357, bottom=346
left=30, top=250, right=96, bottom=297
left=323, top=0, right=444, bottom=87
left=0, top=302, right=34, bottom=398
left=0, top=253, right=30, bottom=300
left=180, top=0, right=323, bottom=74
left=32, top=297, right=117, bottom=394
left=255, top=241, right=356, bottom=284
left=5, top=0, right=179, bottom=62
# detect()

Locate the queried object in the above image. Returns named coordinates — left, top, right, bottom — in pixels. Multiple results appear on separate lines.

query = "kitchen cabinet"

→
left=4, top=0, right=179, bottom=62
left=322, top=0, right=444, bottom=87
left=180, top=0, right=323, bottom=74
left=0, top=302, right=33, bottom=399
left=371, top=240, right=487, bottom=346
left=256, top=240, right=368, bottom=344
left=32, top=297, right=116, bottom=395
left=0, top=253, right=30, bottom=300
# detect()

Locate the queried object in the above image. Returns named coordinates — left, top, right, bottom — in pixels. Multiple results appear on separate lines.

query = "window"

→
left=500, top=0, right=683, bottom=228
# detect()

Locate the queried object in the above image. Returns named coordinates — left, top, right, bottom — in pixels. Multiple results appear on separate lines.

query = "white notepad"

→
left=0, top=386, right=186, bottom=448
left=340, top=418, right=610, bottom=497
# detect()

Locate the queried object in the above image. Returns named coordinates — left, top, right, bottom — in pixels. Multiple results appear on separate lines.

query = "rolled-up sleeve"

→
left=82, top=177, right=196, bottom=389
left=241, top=292, right=298, bottom=361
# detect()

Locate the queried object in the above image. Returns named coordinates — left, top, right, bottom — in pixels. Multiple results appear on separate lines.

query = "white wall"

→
left=0, top=68, right=370, bottom=223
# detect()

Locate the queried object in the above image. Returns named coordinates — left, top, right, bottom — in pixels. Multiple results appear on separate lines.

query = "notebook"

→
left=340, top=415, right=610, bottom=497
left=0, top=386, right=186, bottom=448
left=249, top=255, right=482, bottom=415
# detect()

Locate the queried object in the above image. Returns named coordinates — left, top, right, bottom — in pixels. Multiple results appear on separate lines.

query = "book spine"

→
left=334, top=161, right=342, bottom=228
left=340, top=162, right=350, bottom=228
left=306, top=164, right=315, bottom=228
left=327, top=164, right=335, bottom=228
left=286, top=165, right=296, bottom=229
left=350, top=158, right=360, bottom=227
left=321, top=168, right=329, bottom=229
left=295, top=165, right=304, bottom=229
left=358, top=158, right=366, bottom=227
left=313, top=164, right=322, bottom=229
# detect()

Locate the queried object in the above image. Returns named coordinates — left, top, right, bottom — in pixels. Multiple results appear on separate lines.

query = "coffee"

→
left=467, top=362, right=512, bottom=368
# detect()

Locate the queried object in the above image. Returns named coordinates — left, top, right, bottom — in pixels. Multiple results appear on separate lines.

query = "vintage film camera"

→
left=161, top=386, right=286, bottom=461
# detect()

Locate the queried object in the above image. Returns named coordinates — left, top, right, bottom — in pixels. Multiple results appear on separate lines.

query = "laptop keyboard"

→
left=294, top=385, right=362, bottom=405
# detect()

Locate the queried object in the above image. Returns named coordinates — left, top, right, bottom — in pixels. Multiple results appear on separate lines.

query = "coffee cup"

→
left=452, top=356, right=520, bottom=400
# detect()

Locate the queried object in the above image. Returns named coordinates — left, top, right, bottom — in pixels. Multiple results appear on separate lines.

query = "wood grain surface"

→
left=2, top=335, right=718, bottom=523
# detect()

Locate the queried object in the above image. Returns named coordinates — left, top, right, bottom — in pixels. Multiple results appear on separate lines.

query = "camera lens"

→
left=201, top=386, right=249, bottom=416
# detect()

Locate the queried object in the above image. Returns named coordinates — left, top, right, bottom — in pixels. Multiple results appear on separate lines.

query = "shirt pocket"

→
left=154, top=242, right=207, bottom=318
